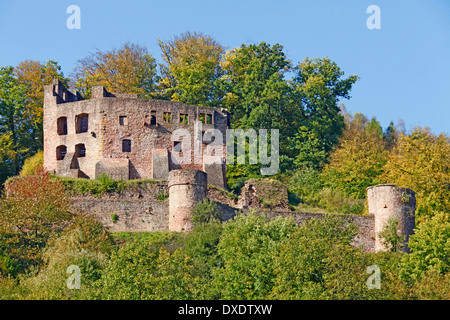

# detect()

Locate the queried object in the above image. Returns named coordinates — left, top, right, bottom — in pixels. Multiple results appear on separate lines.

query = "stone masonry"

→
left=43, top=79, right=229, bottom=187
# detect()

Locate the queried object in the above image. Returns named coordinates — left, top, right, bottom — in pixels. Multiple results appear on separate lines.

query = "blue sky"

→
left=1, top=0, right=449, bottom=134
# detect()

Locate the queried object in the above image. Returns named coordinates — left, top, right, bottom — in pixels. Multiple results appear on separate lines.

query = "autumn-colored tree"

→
left=0, top=170, right=74, bottom=271
left=321, top=113, right=388, bottom=199
left=73, top=42, right=158, bottom=99
left=15, top=60, right=68, bottom=151
left=382, top=127, right=450, bottom=221
left=158, top=32, right=225, bottom=106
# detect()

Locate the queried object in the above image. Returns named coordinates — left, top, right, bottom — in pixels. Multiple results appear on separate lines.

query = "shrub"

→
left=157, top=190, right=169, bottom=201
left=401, top=211, right=450, bottom=282
left=0, top=170, right=74, bottom=272
left=19, top=151, right=44, bottom=177
left=212, top=212, right=296, bottom=299
left=378, top=217, right=405, bottom=253
left=111, top=213, right=118, bottom=223
left=191, top=199, right=221, bottom=225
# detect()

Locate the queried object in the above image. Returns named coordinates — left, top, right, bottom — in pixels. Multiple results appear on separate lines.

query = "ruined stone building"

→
left=43, top=79, right=229, bottom=188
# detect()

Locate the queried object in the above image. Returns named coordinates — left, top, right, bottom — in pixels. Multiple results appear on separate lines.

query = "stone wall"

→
left=69, top=183, right=376, bottom=252
left=44, top=80, right=229, bottom=187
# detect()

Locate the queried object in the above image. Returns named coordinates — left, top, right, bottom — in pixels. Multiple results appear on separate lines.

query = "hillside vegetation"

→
left=0, top=33, right=449, bottom=299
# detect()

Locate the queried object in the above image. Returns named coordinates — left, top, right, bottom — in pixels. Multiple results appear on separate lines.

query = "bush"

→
left=111, top=213, right=118, bottom=223
left=57, top=174, right=127, bottom=197
left=401, top=211, right=450, bottom=282
left=11, top=213, right=114, bottom=299
left=19, top=151, right=44, bottom=177
left=212, top=212, right=296, bottom=299
left=191, top=199, right=221, bottom=225
left=378, top=217, right=405, bottom=253
left=0, top=170, right=74, bottom=272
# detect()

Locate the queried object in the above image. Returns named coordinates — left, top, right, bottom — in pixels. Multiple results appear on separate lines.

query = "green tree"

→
left=401, top=211, right=450, bottom=282
left=158, top=32, right=225, bottom=106
left=221, top=42, right=292, bottom=129
left=212, top=212, right=296, bottom=299
left=286, top=57, right=359, bottom=170
left=0, top=66, right=29, bottom=180
left=271, top=215, right=361, bottom=299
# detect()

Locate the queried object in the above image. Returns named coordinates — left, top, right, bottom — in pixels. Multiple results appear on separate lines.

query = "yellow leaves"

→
left=383, top=127, right=450, bottom=221
left=73, top=42, right=157, bottom=98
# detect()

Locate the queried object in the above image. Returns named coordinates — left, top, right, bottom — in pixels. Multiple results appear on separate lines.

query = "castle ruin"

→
left=43, top=79, right=229, bottom=188
left=43, top=80, right=416, bottom=253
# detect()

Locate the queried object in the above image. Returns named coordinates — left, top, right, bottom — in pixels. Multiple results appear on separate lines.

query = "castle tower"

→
left=366, top=184, right=416, bottom=252
left=168, top=169, right=207, bottom=232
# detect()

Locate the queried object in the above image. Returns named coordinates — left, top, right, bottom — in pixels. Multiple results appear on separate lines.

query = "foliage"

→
left=271, top=215, right=366, bottom=299
left=14, top=60, right=68, bottom=151
left=110, top=213, right=118, bottom=223
left=191, top=199, right=221, bottom=225
left=57, top=174, right=128, bottom=196
left=15, top=214, right=113, bottom=299
left=382, top=127, right=450, bottom=221
left=322, top=112, right=388, bottom=199
left=0, top=170, right=74, bottom=272
left=158, top=32, right=225, bottom=106
left=19, top=150, right=43, bottom=176
left=73, top=42, right=158, bottom=99
left=93, top=241, right=201, bottom=300
left=378, top=218, right=405, bottom=253
left=0, top=66, right=29, bottom=182
left=400, top=211, right=450, bottom=282
left=157, top=190, right=169, bottom=201
left=212, top=212, right=296, bottom=299
left=181, top=221, right=224, bottom=299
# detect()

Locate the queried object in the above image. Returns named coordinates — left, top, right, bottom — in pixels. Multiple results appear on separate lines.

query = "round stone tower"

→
left=168, top=169, right=207, bottom=232
left=366, top=184, right=416, bottom=252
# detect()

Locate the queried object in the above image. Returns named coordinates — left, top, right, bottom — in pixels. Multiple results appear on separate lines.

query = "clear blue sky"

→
left=1, top=0, right=449, bottom=134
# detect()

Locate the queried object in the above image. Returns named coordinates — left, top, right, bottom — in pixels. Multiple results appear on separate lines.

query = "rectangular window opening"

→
left=163, top=112, right=171, bottom=124
left=122, top=139, right=131, bottom=152
left=119, top=116, right=128, bottom=126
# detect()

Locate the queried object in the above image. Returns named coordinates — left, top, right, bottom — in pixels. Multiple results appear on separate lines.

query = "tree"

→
left=221, top=42, right=292, bottom=129
left=158, top=32, right=225, bottom=106
left=15, top=60, right=68, bottom=151
left=0, top=66, right=28, bottom=181
left=73, top=42, right=158, bottom=99
left=382, top=127, right=450, bottom=221
left=0, top=170, right=74, bottom=271
left=270, top=215, right=367, bottom=299
left=286, top=57, right=359, bottom=169
left=401, top=211, right=450, bottom=282
left=322, top=113, right=388, bottom=199
left=212, top=212, right=296, bottom=299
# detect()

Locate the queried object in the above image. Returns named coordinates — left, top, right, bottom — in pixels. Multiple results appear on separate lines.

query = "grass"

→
left=56, top=174, right=165, bottom=197
left=208, top=184, right=238, bottom=201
